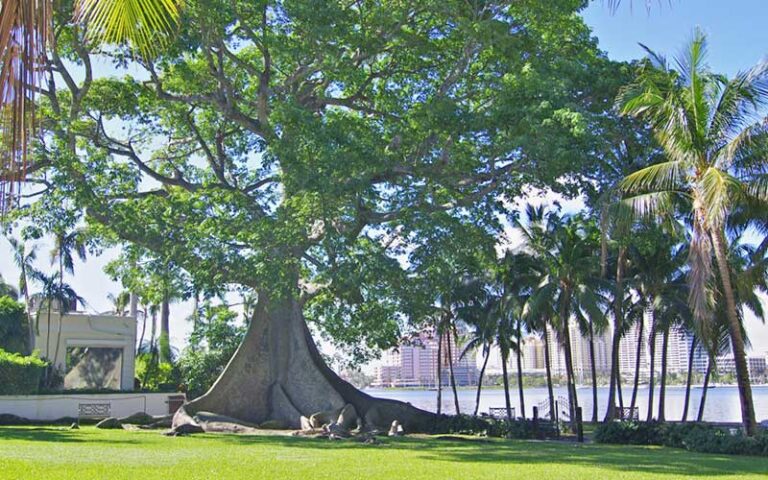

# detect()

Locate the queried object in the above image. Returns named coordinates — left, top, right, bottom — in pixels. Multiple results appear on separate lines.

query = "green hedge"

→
left=0, top=349, right=47, bottom=395
left=594, top=421, right=768, bottom=457
left=432, top=414, right=559, bottom=439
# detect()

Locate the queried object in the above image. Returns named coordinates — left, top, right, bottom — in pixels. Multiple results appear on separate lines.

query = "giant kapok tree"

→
left=2, top=0, right=620, bottom=431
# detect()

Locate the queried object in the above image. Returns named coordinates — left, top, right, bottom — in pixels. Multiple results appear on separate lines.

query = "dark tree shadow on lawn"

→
left=0, top=427, right=142, bottom=445
left=211, top=434, right=768, bottom=477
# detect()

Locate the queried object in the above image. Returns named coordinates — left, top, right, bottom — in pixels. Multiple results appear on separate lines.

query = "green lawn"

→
left=0, top=426, right=765, bottom=480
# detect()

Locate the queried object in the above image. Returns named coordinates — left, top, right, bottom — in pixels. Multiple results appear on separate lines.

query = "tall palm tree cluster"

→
left=447, top=32, right=768, bottom=437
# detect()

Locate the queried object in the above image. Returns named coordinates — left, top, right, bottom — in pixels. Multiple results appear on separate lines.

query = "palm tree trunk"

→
left=629, top=316, right=644, bottom=412
left=646, top=311, right=657, bottom=422
left=658, top=326, right=669, bottom=422
left=145, top=309, right=158, bottom=386
left=588, top=318, right=598, bottom=423
left=137, top=307, right=147, bottom=356
left=160, top=293, right=171, bottom=363
left=711, top=229, right=757, bottom=436
left=474, top=346, right=490, bottom=416
left=516, top=321, right=526, bottom=419
left=562, top=319, right=579, bottom=431
left=45, top=305, right=52, bottom=361
left=436, top=328, right=443, bottom=416
left=559, top=287, right=578, bottom=429
left=617, top=363, right=625, bottom=409
left=605, top=246, right=626, bottom=421
left=501, top=348, right=512, bottom=421
left=22, top=266, right=34, bottom=353
left=446, top=329, right=460, bottom=415
left=697, top=357, right=713, bottom=422
left=543, top=327, right=556, bottom=421
left=52, top=253, right=65, bottom=366
left=681, top=335, right=697, bottom=422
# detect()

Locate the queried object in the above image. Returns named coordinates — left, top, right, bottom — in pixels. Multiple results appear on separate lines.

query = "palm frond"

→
left=621, top=191, right=677, bottom=219
left=74, top=0, right=181, bottom=58
left=699, top=167, right=742, bottom=228
left=619, top=160, right=687, bottom=194
left=710, top=62, right=768, bottom=155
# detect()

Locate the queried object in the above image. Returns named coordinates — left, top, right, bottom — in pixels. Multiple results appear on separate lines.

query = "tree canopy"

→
left=11, top=0, right=625, bottom=353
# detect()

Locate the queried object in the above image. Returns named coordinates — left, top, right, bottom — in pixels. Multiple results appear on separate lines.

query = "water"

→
left=364, top=385, right=768, bottom=423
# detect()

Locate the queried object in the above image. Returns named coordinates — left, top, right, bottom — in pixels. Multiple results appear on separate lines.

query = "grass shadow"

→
left=0, top=427, right=142, bottom=445
left=209, top=433, right=768, bottom=477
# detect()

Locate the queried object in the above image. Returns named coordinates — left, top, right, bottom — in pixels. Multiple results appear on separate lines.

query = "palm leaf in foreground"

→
left=74, top=0, right=182, bottom=58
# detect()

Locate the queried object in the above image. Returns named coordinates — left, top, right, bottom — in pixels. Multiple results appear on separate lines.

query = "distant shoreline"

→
left=365, top=384, right=768, bottom=391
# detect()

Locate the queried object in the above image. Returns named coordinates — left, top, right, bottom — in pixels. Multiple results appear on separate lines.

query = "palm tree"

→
left=515, top=206, right=606, bottom=429
left=680, top=329, right=699, bottom=422
left=49, top=228, right=87, bottom=368
left=655, top=277, right=689, bottom=422
left=618, top=30, right=768, bottom=434
left=498, top=252, right=542, bottom=420
left=7, top=237, right=37, bottom=350
left=108, top=291, right=131, bottom=316
left=29, top=270, right=83, bottom=369
left=457, top=288, right=496, bottom=416
left=624, top=231, right=686, bottom=421
left=0, top=0, right=181, bottom=212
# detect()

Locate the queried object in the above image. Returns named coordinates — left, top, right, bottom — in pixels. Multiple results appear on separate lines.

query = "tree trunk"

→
left=446, top=329, right=460, bottom=415
left=45, top=306, right=52, bottom=361
left=52, top=254, right=65, bottom=366
left=192, top=291, right=200, bottom=332
left=160, top=294, right=171, bottom=363
left=658, top=326, right=669, bottom=422
left=629, top=316, right=644, bottom=412
left=561, top=318, right=579, bottom=431
left=617, top=363, right=624, bottom=410
left=588, top=318, right=598, bottom=423
left=559, top=285, right=578, bottom=430
left=516, top=321, right=526, bottom=419
left=605, top=246, right=626, bottom=421
left=22, top=267, right=34, bottom=354
left=174, top=294, right=438, bottom=432
left=501, top=348, right=513, bottom=421
left=681, top=335, right=697, bottom=422
left=129, top=293, right=138, bottom=319
left=137, top=307, right=147, bottom=357
left=144, top=309, right=158, bottom=386
left=711, top=229, right=757, bottom=436
left=436, top=327, right=443, bottom=415
left=697, top=357, right=713, bottom=422
left=646, top=311, right=656, bottom=422
left=474, top=346, right=490, bottom=416
left=543, top=327, right=556, bottom=421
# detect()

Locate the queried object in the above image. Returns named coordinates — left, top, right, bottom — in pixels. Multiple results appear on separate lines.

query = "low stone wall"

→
left=0, top=393, right=185, bottom=421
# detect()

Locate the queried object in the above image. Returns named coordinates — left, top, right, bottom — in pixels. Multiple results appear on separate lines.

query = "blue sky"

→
left=583, top=0, right=768, bottom=75
left=1, top=1, right=767, bottom=354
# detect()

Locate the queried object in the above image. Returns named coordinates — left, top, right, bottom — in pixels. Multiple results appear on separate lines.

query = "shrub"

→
left=434, top=414, right=556, bottom=440
left=0, top=348, right=47, bottom=394
left=135, top=354, right=180, bottom=392
left=593, top=420, right=664, bottom=445
left=594, top=421, right=768, bottom=457
left=0, top=296, right=28, bottom=354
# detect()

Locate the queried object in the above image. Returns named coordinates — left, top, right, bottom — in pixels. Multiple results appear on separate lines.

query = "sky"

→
left=1, top=0, right=767, bottom=357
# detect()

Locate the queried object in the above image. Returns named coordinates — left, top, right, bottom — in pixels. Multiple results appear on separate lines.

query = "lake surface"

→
left=364, top=385, right=768, bottom=423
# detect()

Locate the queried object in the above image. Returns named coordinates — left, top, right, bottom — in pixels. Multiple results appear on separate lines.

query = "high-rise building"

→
left=373, top=327, right=479, bottom=387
